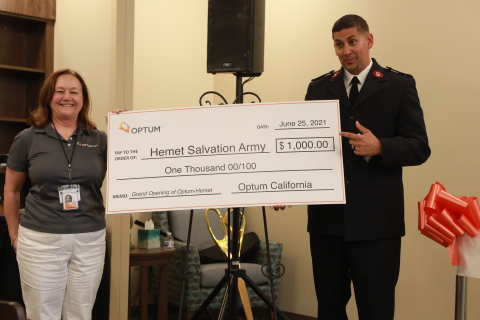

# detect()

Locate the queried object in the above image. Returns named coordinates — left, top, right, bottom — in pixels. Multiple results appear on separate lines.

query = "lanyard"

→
left=52, top=123, right=78, bottom=185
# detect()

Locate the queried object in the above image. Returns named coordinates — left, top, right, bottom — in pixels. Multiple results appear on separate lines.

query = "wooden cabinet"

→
left=0, top=1, right=55, bottom=155
left=0, top=0, right=55, bottom=201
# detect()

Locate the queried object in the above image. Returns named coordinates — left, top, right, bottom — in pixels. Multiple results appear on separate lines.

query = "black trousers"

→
left=310, top=234, right=401, bottom=320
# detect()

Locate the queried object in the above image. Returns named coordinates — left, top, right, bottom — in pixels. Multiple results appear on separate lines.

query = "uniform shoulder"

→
left=311, top=70, right=337, bottom=82
left=385, top=66, right=413, bottom=78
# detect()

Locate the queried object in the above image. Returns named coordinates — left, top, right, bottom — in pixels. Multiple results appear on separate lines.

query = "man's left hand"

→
left=269, top=205, right=292, bottom=211
left=340, top=121, right=382, bottom=157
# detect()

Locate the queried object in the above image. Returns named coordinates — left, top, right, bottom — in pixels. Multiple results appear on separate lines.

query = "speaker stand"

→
left=175, top=74, right=288, bottom=320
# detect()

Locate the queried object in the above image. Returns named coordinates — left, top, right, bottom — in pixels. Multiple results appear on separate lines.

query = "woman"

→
left=4, top=69, right=108, bottom=320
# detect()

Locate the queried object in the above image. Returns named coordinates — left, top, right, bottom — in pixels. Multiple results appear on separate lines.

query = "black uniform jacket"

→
left=305, top=59, right=430, bottom=241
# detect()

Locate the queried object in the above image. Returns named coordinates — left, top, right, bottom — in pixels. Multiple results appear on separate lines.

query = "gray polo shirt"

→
left=7, top=125, right=107, bottom=234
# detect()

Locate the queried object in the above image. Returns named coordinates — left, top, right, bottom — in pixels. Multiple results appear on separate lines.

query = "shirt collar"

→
left=343, top=58, right=373, bottom=88
left=35, top=123, right=85, bottom=139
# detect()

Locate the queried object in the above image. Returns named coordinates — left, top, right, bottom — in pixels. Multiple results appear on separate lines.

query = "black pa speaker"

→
left=207, top=0, right=265, bottom=75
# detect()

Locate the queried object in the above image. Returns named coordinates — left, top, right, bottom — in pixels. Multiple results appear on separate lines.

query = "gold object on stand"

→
left=204, top=208, right=253, bottom=320
left=205, top=208, right=245, bottom=257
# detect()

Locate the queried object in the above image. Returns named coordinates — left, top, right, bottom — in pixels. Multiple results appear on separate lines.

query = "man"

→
left=305, top=14, right=430, bottom=319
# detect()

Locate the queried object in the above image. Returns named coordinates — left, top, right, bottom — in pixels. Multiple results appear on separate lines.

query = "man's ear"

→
left=367, top=33, right=374, bottom=49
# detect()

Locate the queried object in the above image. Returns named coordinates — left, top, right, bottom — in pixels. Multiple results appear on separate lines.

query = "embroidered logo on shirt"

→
left=77, top=142, right=99, bottom=147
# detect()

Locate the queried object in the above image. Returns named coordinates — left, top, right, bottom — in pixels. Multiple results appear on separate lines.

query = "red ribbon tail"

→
left=447, top=237, right=459, bottom=266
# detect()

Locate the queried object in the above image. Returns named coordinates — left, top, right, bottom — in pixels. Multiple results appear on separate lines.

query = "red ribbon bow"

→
left=418, top=182, right=480, bottom=265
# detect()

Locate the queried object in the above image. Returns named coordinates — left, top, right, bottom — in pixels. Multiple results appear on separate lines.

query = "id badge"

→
left=58, top=184, right=81, bottom=211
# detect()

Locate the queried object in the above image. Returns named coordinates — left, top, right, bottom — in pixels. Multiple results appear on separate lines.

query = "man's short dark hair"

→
left=332, top=14, right=369, bottom=35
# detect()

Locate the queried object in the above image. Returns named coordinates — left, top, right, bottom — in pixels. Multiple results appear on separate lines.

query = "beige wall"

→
left=132, top=2, right=212, bottom=109
left=55, top=0, right=480, bottom=319
left=55, top=1, right=131, bottom=319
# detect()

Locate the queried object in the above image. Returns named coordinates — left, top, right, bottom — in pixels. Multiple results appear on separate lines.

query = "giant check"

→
left=106, top=101, right=345, bottom=214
